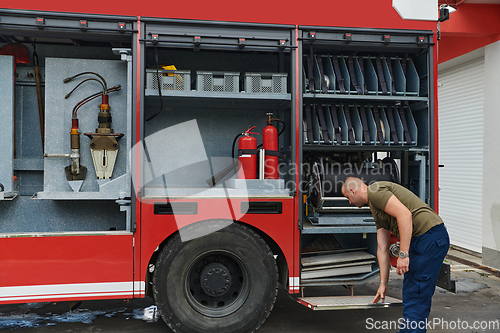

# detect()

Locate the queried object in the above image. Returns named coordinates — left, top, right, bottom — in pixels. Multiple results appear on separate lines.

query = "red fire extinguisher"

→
left=263, top=113, right=279, bottom=179
left=238, top=126, right=259, bottom=179
left=389, top=233, right=401, bottom=267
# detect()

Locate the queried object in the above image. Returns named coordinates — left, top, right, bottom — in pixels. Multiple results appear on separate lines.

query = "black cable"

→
left=146, top=44, right=164, bottom=121
left=72, top=85, right=121, bottom=118
left=64, top=71, right=108, bottom=93
left=72, top=85, right=121, bottom=119
left=231, top=132, right=244, bottom=176
left=73, top=86, right=120, bottom=116
left=65, top=78, right=105, bottom=99
left=274, top=118, right=286, bottom=137
left=231, top=133, right=244, bottom=160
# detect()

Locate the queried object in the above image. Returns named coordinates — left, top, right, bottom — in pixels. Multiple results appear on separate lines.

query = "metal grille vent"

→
left=252, top=76, right=260, bottom=92
left=146, top=69, right=191, bottom=91
left=262, top=79, right=273, bottom=93
left=175, top=74, right=184, bottom=90
left=224, top=76, right=234, bottom=92
left=244, top=73, right=287, bottom=94
left=273, top=76, right=282, bottom=93
left=203, top=75, right=213, bottom=91
left=196, top=71, right=240, bottom=93
left=152, top=72, right=160, bottom=90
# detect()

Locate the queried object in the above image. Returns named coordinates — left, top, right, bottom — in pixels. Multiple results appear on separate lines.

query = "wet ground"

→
left=1, top=252, right=500, bottom=332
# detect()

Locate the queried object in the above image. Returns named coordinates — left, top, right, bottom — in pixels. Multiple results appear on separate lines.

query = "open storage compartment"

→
left=140, top=19, right=295, bottom=199
left=0, top=10, right=135, bottom=233
left=298, top=26, right=434, bottom=288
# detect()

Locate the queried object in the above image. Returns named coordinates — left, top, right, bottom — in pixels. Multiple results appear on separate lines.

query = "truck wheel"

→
left=153, top=220, right=278, bottom=333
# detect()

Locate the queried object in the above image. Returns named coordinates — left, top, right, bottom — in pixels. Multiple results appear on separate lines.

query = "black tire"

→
left=153, top=220, right=278, bottom=333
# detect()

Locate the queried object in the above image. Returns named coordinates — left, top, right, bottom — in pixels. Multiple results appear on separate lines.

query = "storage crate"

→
left=146, top=69, right=191, bottom=91
left=196, top=71, right=240, bottom=93
left=244, top=72, right=288, bottom=93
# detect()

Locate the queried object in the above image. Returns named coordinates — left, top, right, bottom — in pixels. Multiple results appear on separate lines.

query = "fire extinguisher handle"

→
left=244, top=126, right=260, bottom=135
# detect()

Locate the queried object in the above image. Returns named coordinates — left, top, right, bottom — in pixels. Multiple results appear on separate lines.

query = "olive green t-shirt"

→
left=367, top=181, right=443, bottom=238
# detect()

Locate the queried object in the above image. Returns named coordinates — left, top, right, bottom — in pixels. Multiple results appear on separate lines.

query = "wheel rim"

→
left=185, top=250, right=250, bottom=318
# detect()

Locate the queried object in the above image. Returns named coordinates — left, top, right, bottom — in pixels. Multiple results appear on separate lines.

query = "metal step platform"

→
left=297, top=295, right=402, bottom=311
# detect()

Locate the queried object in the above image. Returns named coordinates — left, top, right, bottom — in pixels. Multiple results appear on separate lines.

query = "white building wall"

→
left=482, top=40, right=500, bottom=269
left=438, top=41, right=500, bottom=269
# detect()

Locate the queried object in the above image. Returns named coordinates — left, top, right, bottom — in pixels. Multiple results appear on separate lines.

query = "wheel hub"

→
left=200, top=263, right=232, bottom=297
left=186, top=250, right=250, bottom=317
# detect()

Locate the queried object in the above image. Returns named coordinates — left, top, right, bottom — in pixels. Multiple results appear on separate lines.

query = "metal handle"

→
left=322, top=197, right=349, bottom=201
left=44, top=153, right=70, bottom=158
left=320, top=206, right=371, bottom=211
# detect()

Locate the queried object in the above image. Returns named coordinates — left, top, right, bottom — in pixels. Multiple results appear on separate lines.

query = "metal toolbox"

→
left=196, top=71, right=240, bottom=93
left=146, top=69, right=191, bottom=91
left=244, top=72, right=288, bottom=94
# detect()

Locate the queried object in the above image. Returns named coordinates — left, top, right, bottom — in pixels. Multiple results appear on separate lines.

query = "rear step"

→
left=297, top=296, right=402, bottom=311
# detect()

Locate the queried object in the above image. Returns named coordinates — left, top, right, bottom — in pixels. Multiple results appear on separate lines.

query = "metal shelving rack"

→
left=298, top=26, right=435, bottom=286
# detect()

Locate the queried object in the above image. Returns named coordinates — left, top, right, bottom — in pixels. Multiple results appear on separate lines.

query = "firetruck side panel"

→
left=139, top=198, right=296, bottom=289
left=0, top=234, right=136, bottom=304
left=0, top=2, right=438, bottom=330
left=6, top=0, right=436, bottom=31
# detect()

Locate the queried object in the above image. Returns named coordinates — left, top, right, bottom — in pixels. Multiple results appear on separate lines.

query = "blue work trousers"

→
left=399, top=223, right=450, bottom=333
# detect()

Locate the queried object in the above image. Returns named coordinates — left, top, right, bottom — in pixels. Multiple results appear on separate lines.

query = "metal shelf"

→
left=300, top=268, right=381, bottom=286
left=146, top=89, right=290, bottom=100
left=302, top=221, right=377, bottom=234
left=303, top=93, right=427, bottom=103
left=302, top=144, right=423, bottom=152
left=145, top=90, right=291, bottom=109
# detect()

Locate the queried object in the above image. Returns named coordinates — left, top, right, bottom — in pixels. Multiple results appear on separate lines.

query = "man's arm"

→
left=384, top=195, right=412, bottom=275
left=373, top=228, right=391, bottom=303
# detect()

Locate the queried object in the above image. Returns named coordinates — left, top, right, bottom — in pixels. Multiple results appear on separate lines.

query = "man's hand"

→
left=396, top=257, right=409, bottom=275
left=372, top=283, right=388, bottom=303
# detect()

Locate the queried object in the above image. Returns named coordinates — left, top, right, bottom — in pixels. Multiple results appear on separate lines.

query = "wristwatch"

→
left=399, top=251, right=409, bottom=259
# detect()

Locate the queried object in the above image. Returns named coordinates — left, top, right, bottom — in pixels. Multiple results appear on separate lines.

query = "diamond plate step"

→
left=297, top=295, right=402, bottom=310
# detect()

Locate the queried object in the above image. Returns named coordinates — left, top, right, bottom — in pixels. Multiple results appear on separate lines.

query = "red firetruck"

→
left=0, top=1, right=442, bottom=332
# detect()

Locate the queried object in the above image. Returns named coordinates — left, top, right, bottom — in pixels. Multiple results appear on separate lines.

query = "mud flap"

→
left=436, top=262, right=456, bottom=293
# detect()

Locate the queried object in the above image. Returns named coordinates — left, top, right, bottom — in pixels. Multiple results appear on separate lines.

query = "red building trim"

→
left=438, top=4, right=500, bottom=63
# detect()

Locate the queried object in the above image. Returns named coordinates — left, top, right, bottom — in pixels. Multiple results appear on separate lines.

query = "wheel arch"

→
left=144, top=218, right=289, bottom=297
left=241, top=222, right=289, bottom=290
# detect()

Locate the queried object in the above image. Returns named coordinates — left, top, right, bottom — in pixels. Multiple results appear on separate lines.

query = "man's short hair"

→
left=342, top=177, right=365, bottom=193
